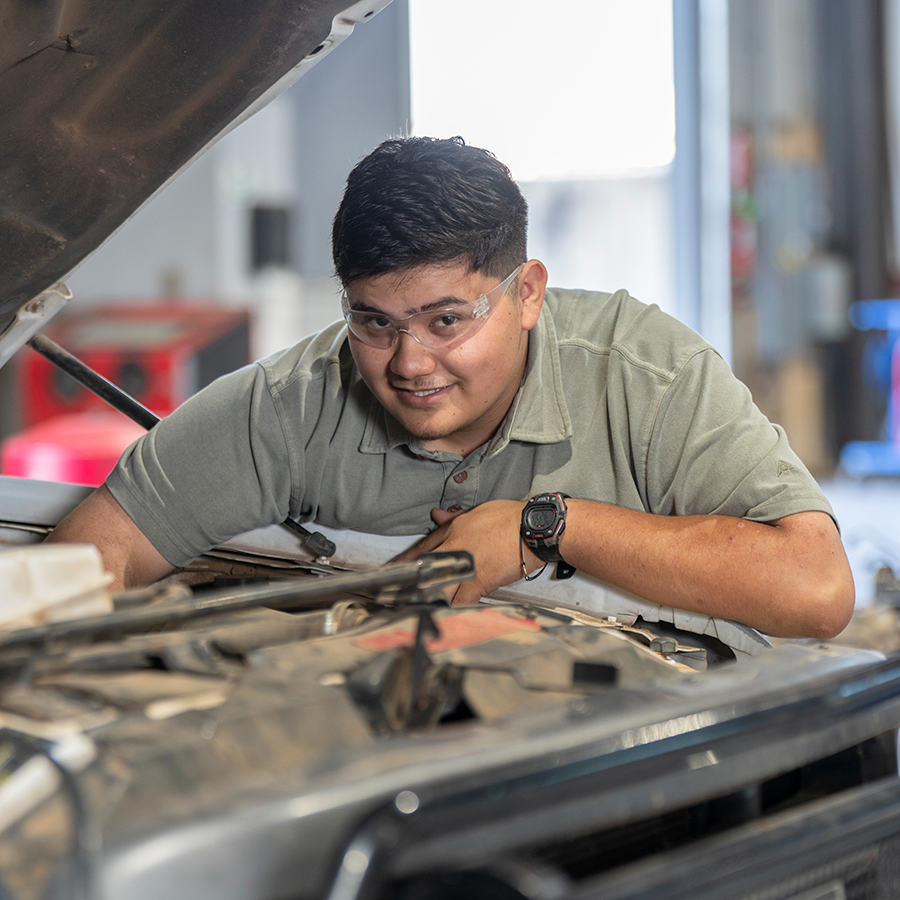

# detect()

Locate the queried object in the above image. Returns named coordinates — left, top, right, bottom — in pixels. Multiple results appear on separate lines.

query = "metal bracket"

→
left=0, top=283, right=72, bottom=371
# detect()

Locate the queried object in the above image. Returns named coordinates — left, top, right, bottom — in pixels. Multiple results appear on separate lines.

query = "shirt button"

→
left=446, top=505, right=463, bottom=513
left=453, top=471, right=468, bottom=483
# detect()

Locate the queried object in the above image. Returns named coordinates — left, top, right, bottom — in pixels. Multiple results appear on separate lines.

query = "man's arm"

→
left=397, top=500, right=855, bottom=640
left=45, top=484, right=174, bottom=592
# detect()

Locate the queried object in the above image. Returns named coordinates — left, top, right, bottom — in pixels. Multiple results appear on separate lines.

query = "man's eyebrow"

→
left=347, top=301, right=387, bottom=315
left=349, top=295, right=470, bottom=316
left=415, top=296, right=468, bottom=313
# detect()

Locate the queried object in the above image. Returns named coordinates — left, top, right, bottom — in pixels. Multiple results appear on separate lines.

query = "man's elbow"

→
left=801, top=566, right=856, bottom=641
left=769, top=514, right=856, bottom=640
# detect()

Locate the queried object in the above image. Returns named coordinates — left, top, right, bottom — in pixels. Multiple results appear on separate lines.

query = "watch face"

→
left=526, top=505, right=558, bottom=531
left=522, top=493, right=567, bottom=563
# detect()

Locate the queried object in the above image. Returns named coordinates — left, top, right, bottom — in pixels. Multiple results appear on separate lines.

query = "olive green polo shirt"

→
left=107, top=288, right=833, bottom=567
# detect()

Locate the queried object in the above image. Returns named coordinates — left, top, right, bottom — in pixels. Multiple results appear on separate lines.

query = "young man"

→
left=48, top=136, right=855, bottom=639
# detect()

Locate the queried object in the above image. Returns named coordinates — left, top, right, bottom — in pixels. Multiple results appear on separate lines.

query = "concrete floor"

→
left=822, top=476, right=900, bottom=607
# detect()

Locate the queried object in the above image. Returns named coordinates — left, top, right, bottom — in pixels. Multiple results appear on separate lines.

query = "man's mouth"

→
left=393, top=383, right=451, bottom=400
left=410, top=387, right=444, bottom=397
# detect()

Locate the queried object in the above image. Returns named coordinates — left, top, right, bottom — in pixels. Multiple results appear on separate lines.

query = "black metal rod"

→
left=27, top=333, right=160, bottom=430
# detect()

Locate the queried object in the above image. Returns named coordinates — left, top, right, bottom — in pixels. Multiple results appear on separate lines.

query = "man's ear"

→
left=518, top=259, right=548, bottom=331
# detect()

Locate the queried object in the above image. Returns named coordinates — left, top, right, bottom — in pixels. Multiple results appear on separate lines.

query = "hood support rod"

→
left=27, top=333, right=160, bottom=430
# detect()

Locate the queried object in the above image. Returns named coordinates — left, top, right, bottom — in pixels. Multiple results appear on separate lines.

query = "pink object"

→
left=1, top=411, right=147, bottom=486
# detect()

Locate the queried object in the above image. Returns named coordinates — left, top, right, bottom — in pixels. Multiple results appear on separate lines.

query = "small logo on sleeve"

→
left=777, top=460, right=798, bottom=477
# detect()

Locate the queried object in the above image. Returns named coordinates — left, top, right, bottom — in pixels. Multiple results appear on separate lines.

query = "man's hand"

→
left=393, top=500, right=543, bottom=605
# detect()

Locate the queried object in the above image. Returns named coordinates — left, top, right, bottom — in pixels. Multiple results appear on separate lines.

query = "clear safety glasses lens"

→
left=342, top=265, right=522, bottom=350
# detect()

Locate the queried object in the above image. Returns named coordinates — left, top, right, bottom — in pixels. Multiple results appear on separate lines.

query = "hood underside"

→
left=0, top=0, right=388, bottom=336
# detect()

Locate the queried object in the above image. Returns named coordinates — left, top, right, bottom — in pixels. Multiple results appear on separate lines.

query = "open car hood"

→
left=0, top=0, right=390, bottom=340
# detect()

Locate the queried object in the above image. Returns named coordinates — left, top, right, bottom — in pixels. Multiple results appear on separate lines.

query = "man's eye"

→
left=430, top=312, right=466, bottom=330
left=362, top=315, right=392, bottom=330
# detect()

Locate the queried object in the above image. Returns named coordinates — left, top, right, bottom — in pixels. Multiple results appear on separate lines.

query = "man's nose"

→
left=390, top=329, right=436, bottom=378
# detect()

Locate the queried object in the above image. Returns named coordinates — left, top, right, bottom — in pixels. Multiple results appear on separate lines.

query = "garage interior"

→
left=5, top=3, right=900, bottom=898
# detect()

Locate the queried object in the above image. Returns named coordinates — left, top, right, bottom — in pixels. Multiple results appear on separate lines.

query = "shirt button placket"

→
left=444, top=468, right=474, bottom=514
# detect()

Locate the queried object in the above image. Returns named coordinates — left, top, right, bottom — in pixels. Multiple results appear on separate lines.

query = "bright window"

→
left=408, top=0, right=675, bottom=181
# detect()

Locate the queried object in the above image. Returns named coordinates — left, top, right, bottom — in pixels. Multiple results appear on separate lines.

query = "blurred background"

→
left=5, top=0, right=900, bottom=601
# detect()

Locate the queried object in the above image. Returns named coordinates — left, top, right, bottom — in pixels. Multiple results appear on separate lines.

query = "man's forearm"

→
left=401, top=498, right=855, bottom=639
left=558, top=500, right=855, bottom=640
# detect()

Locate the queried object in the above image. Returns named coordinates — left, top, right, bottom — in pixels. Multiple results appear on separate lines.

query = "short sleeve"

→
left=106, top=362, right=293, bottom=566
left=644, top=348, right=834, bottom=522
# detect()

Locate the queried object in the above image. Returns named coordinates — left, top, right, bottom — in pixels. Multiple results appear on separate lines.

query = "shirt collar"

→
left=490, top=302, right=572, bottom=454
left=358, top=303, right=573, bottom=456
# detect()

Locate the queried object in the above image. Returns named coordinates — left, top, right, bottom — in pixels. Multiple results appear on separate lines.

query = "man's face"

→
left=345, top=261, right=545, bottom=458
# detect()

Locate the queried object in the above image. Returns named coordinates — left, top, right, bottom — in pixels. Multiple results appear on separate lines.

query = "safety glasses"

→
left=342, top=265, right=522, bottom=350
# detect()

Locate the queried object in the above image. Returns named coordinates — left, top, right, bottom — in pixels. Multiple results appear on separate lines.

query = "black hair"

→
left=332, top=136, right=528, bottom=285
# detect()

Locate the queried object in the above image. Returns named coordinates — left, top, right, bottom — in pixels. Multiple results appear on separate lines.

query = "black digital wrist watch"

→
left=521, top=492, right=570, bottom=563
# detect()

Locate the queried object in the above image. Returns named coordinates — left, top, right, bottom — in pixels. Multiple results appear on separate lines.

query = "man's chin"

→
left=395, top=413, right=460, bottom=447
left=405, top=422, right=455, bottom=443
left=380, top=397, right=477, bottom=451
